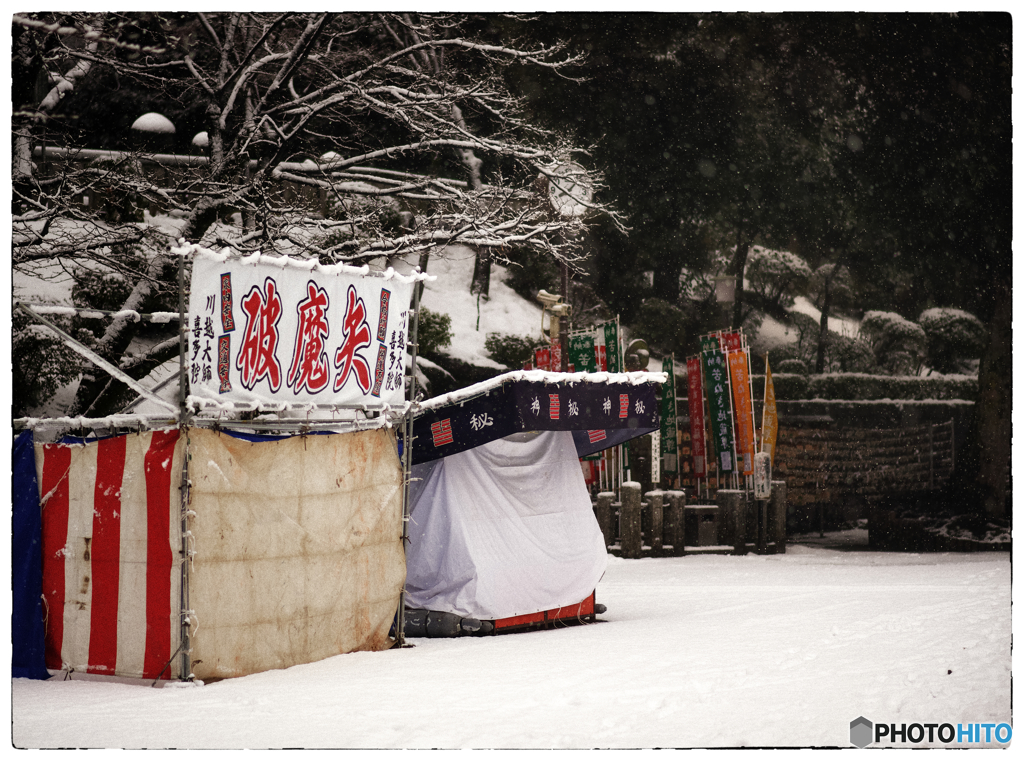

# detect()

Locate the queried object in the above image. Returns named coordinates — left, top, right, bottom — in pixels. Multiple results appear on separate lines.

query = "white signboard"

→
left=754, top=451, right=772, bottom=500
left=650, top=428, right=661, bottom=484
left=187, top=248, right=420, bottom=409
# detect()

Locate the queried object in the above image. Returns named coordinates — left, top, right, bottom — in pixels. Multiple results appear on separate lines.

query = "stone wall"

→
left=670, top=399, right=975, bottom=532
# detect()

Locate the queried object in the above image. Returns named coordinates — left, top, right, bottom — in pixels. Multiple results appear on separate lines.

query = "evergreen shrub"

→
left=484, top=332, right=547, bottom=369
left=749, top=373, right=978, bottom=401
left=417, top=307, right=453, bottom=356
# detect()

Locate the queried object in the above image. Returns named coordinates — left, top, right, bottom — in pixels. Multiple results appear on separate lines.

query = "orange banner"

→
left=727, top=350, right=755, bottom=475
left=761, top=356, right=778, bottom=464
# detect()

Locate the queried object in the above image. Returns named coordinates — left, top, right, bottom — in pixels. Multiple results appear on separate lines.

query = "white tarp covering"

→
left=187, top=427, right=405, bottom=680
left=405, top=430, right=608, bottom=620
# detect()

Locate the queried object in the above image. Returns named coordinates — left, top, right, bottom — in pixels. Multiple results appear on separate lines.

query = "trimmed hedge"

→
left=749, top=373, right=977, bottom=402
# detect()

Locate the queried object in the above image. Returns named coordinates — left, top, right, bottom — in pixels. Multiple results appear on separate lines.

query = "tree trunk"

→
left=815, top=285, right=832, bottom=374
left=972, top=280, right=1012, bottom=517
left=12, top=20, right=100, bottom=206
left=450, top=103, right=490, bottom=297
left=415, top=250, right=430, bottom=304
left=942, top=281, right=1011, bottom=518
left=68, top=254, right=174, bottom=416
left=730, top=238, right=751, bottom=330
left=470, top=252, right=491, bottom=297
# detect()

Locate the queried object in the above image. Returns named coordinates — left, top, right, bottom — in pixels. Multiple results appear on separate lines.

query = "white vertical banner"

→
left=185, top=246, right=425, bottom=409
left=650, top=428, right=661, bottom=485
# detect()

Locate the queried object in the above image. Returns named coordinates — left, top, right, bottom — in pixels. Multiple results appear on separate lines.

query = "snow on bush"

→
left=777, top=358, right=808, bottom=375
left=748, top=371, right=977, bottom=402
left=808, top=263, right=855, bottom=311
left=859, top=310, right=926, bottom=374
left=745, top=245, right=812, bottom=309
left=918, top=307, right=986, bottom=374
left=130, top=112, right=176, bottom=133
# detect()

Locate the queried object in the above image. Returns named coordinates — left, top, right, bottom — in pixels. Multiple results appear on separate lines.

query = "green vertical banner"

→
left=603, top=321, right=621, bottom=374
left=568, top=332, right=597, bottom=373
left=660, top=355, right=678, bottom=474
left=701, top=340, right=735, bottom=473
left=700, top=334, right=721, bottom=353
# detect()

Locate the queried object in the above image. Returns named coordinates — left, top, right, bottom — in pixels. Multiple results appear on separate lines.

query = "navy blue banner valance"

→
left=411, top=372, right=663, bottom=464
left=12, top=430, right=50, bottom=679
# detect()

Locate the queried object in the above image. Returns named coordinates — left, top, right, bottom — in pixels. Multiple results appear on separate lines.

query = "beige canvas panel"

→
left=187, top=427, right=405, bottom=680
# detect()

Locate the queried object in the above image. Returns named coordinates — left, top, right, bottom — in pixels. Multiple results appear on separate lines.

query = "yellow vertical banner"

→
left=761, top=355, right=778, bottom=464
left=727, top=350, right=755, bottom=475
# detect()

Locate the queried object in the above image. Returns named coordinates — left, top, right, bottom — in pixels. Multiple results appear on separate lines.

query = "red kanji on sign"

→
left=333, top=285, right=372, bottom=394
left=619, top=394, right=629, bottom=418
left=549, top=393, right=560, bottom=419
left=287, top=281, right=331, bottom=394
left=236, top=277, right=283, bottom=391
left=220, top=273, right=235, bottom=332
left=371, top=344, right=387, bottom=397
left=217, top=335, right=232, bottom=393
left=376, top=289, right=391, bottom=342
left=431, top=419, right=453, bottom=447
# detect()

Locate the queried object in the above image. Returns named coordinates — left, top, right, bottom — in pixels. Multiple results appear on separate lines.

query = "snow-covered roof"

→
left=417, top=369, right=668, bottom=412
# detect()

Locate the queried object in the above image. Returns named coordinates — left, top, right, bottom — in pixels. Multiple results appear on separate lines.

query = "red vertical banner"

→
left=727, top=350, right=756, bottom=475
left=143, top=429, right=178, bottom=680
left=534, top=346, right=551, bottom=371
left=686, top=356, right=707, bottom=478
left=88, top=435, right=127, bottom=674
left=722, top=331, right=743, bottom=353
left=40, top=444, right=72, bottom=671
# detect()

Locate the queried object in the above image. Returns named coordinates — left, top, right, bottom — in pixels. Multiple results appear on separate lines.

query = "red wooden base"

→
left=492, top=591, right=597, bottom=633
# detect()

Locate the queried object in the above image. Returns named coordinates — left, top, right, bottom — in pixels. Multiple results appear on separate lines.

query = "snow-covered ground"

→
left=11, top=536, right=1011, bottom=749
left=411, top=248, right=674, bottom=375
left=11, top=230, right=1010, bottom=749
left=789, top=295, right=861, bottom=339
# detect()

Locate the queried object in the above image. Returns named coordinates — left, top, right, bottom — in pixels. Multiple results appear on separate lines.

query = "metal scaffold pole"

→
left=177, top=249, right=192, bottom=681
left=397, top=280, right=421, bottom=647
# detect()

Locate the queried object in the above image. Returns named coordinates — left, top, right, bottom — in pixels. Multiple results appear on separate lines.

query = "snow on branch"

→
left=12, top=14, right=170, bottom=56
left=17, top=303, right=180, bottom=323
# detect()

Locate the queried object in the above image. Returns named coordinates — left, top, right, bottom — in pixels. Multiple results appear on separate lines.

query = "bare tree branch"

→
left=13, top=12, right=616, bottom=418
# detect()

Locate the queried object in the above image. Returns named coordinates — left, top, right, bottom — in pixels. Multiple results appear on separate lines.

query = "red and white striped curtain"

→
left=36, top=430, right=183, bottom=680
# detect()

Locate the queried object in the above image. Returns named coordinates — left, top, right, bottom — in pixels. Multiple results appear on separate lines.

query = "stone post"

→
left=770, top=480, right=787, bottom=553
left=716, top=489, right=745, bottom=555
left=756, top=498, right=769, bottom=554
left=619, top=481, right=642, bottom=559
left=595, top=491, right=615, bottom=550
left=665, top=490, right=686, bottom=555
left=645, top=490, right=664, bottom=553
